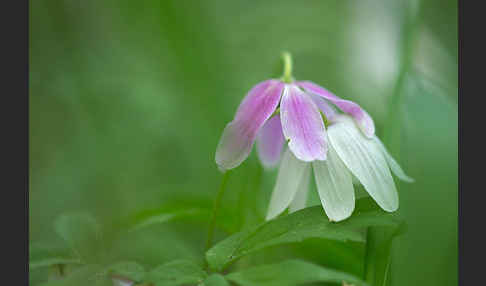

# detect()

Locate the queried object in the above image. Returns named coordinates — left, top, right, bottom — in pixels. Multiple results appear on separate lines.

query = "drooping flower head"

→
left=215, top=52, right=413, bottom=222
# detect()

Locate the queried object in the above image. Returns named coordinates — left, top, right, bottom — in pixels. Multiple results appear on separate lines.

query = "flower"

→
left=215, top=80, right=373, bottom=171
left=266, top=82, right=414, bottom=222
left=215, top=53, right=413, bottom=222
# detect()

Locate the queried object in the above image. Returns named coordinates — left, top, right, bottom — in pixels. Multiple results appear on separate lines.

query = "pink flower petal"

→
left=308, top=92, right=338, bottom=121
left=215, top=80, right=284, bottom=171
left=297, top=81, right=375, bottom=137
left=256, top=115, right=285, bottom=169
left=280, top=85, right=328, bottom=162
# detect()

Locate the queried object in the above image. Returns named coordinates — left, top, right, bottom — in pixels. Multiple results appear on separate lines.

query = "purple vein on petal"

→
left=280, top=85, right=328, bottom=162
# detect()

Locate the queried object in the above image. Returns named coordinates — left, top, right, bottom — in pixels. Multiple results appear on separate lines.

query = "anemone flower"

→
left=215, top=80, right=373, bottom=171
left=215, top=55, right=413, bottom=222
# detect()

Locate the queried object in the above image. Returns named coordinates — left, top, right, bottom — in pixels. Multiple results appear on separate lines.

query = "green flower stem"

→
left=281, top=51, right=293, bottom=83
left=205, top=170, right=232, bottom=252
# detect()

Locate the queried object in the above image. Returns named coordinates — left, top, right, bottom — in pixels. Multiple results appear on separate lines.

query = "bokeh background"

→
left=30, top=0, right=457, bottom=285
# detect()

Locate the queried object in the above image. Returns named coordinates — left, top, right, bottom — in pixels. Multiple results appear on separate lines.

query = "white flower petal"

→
left=328, top=116, right=399, bottom=212
left=289, top=166, right=311, bottom=213
left=373, top=136, right=415, bottom=183
left=312, top=144, right=355, bottom=222
left=266, top=148, right=310, bottom=220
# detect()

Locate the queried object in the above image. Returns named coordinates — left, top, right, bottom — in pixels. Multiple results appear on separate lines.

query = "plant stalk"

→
left=205, top=170, right=231, bottom=252
left=281, top=51, right=293, bottom=83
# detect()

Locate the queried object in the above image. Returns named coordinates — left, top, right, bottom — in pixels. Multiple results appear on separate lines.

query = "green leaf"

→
left=38, top=262, right=146, bottom=286
left=145, top=259, right=207, bottom=286
left=106, top=261, right=146, bottom=282
left=206, top=200, right=401, bottom=271
left=116, top=203, right=238, bottom=235
left=125, top=208, right=206, bottom=232
left=39, top=264, right=109, bottom=286
left=202, top=273, right=230, bottom=286
left=54, top=212, right=103, bottom=262
left=226, top=259, right=368, bottom=286
left=29, top=243, right=82, bottom=269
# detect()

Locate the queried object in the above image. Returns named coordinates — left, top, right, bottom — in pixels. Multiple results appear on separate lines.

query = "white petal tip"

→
left=323, top=204, right=355, bottom=222
left=371, top=136, right=414, bottom=184
left=261, top=161, right=279, bottom=170
left=215, top=158, right=233, bottom=172
left=363, top=132, right=374, bottom=139
left=266, top=203, right=288, bottom=221
left=328, top=214, right=352, bottom=223
left=382, top=203, right=399, bottom=212
left=359, top=122, right=375, bottom=138
left=327, top=207, right=354, bottom=222
left=358, top=127, right=374, bottom=139
left=313, top=146, right=354, bottom=223
left=217, top=165, right=228, bottom=173
left=265, top=212, right=278, bottom=221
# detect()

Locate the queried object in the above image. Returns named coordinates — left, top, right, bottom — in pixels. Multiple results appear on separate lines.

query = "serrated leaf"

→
left=29, top=243, right=82, bottom=269
left=206, top=199, right=401, bottom=271
left=202, top=273, right=230, bottom=286
left=226, top=259, right=368, bottom=286
left=54, top=212, right=103, bottom=263
left=106, top=261, right=145, bottom=282
left=145, top=259, right=207, bottom=286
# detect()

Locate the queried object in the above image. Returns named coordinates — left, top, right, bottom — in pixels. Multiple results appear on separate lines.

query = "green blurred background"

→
left=30, top=0, right=457, bottom=285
